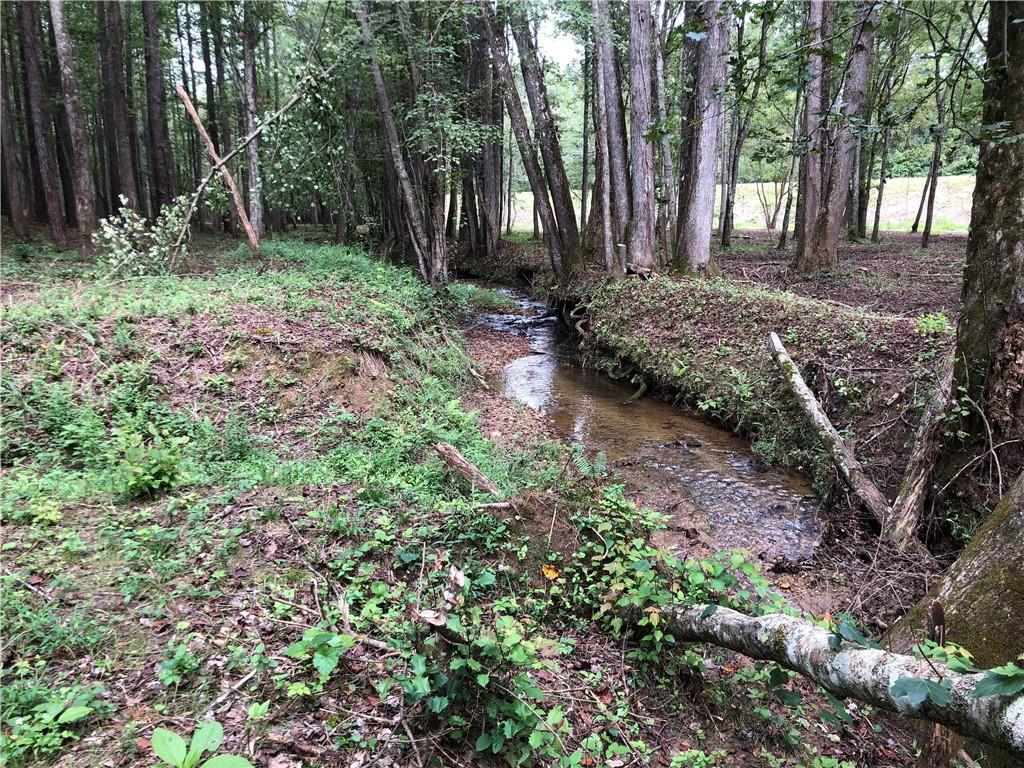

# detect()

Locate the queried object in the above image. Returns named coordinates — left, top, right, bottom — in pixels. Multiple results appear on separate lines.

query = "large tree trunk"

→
left=802, top=2, right=876, bottom=273
left=475, top=19, right=504, bottom=261
left=508, top=9, right=579, bottom=269
left=98, top=1, right=140, bottom=213
left=592, top=23, right=615, bottom=274
left=242, top=1, right=263, bottom=240
left=653, top=8, right=675, bottom=261
left=672, top=0, right=727, bottom=275
left=593, top=0, right=630, bottom=254
left=198, top=3, right=219, bottom=155
left=580, top=44, right=591, bottom=235
left=142, top=0, right=176, bottom=212
left=951, top=0, right=1024, bottom=448
left=49, top=0, right=95, bottom=238
left=17, top=2, right=66, bottom=246
left=480, top=5, right=568, bottom=282
left=656, top=600, right=1024, bottom=754
left=627, top=0, right=656, bottom=270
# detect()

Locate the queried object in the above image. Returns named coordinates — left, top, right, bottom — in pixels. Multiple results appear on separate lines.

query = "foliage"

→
left=94, top=195, right=192, bottom=278
left=151, top=721, right=252, bottom=768
left=0, top=683, right=107, bottom=765
left=914, top=311, right=952, bottom=337
left=106, top=425, right=189, bottom=499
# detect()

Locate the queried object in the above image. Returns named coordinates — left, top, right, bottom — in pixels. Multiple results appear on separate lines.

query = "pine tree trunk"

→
left=593, top=23, right=615, bottom=274
left=627, top=0, right=656, bottom=269
left=871, top=125, right=891, bottom=242
left=654, top=10, right=675, bottom=260
left=49, top=0, right=95, bottom=237
left=672, top=0, right=727, bottom=275
left=242, top=1, right=263, bottom=240
left=17, top=2, right=66, bottom=245
left=580, top=44, right=590, bottom=235
left=141, top=0, right=176, bottom=212
left=1, top=76, right=28, bottom=236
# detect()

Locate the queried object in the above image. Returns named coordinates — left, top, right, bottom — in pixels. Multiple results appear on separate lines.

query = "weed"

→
left=151, top=720, right=252, bottom=768
left=107, top=425, right=188, bottom=499
left=0, top=683, right=108, bottom=764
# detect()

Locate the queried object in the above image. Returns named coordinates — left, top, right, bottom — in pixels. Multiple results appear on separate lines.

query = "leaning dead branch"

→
left=657, top=603, right=1024, bottom=754
left=434, top=442, right=502, bottom=496
left=767, top=332, right=896, bottom=533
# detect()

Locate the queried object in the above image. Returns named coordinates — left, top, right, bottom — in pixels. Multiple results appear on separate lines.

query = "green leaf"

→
left=186, top=721, right=224, bottom=767
left=152, top=728, right=188, bottom=767
left=475, top=570, right=496, bottom=587
left=838, top=621, right=882, bottom=650
left=199, top=756, right=254, bottom=768
left=475, top=673, right=490, bottom=688
left=971, top=671, right=1024, bottom=698
left=890, top=677, right=930, bottom=707
left=698, top=604, right=716, bottom=620
left=426, top=696, right=449, bottom=713
left=56, top=705, right=93, bottom=724
left=475, top=733, right=492, bottom=752
left=313, top=646, right=342, bottom=680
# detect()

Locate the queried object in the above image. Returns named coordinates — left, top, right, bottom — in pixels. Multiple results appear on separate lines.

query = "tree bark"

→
left=593, top=0, right=630, bottom=252
left=17, top=2, right=66, bottom=246
left=802, top=1, right=876, bottom=273
left=435, top=442, right=502, bottom=496
left=98, top=1, right=139, bottom=213
left=673, top=0, right=727, bottom=275
left=627, top=0, right=656, bottom=269
left=870, top=124, right=891, bottom=242
left=580, top=44, right=590, bottom=235
left=0, top=57, right=28, bottom=236
left=49, top=0, right=95, bottom=237
left=480, top=4, right=567, bottom=282
left=198, top=3, right=220, bottom=155
left=653, top=7, right=675, bottom=260
left=655, top=602, right=1024, bottom=754
left=142, top=0, right=176, bottom=212
left=508, top=9, right=578, bottom=268
left=593, top=23, right=615, bottom=274
left=951, top=0, right=1024, bottom=446
left=242, top=1, right=264, bottom=239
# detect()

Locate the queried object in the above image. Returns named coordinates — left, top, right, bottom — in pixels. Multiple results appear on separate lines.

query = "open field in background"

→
left=506, top=175, right=975, bottom=235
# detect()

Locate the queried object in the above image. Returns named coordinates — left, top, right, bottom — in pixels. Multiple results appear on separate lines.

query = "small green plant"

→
left=151, top=721, right=252, bottom=768
left=107, top=425, right=188, bottom=499
left=0, top=684, right=106, bottom=764
left=670, top=748, right=727, bottom=768
left=914, top=311, right=952, bottom=337
left=158, top=641, right=201, bottom=687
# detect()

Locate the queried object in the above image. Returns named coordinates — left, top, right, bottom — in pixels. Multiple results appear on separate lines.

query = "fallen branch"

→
left=887, top=357, right=954, bottom=545
left=176, top=85, right=259, bottom=256
left=767, top=332, right=897, bottom=538
left=658, top=603, right=1024, bottom=754
left=434, top=442, right=502, bottom=496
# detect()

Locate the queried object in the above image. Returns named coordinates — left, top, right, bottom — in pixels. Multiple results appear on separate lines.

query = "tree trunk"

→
left=653, top=8, right=675, bottom=261
left=655, top=600, right=1024, bottom=754
left=951, top=0, right=1024, bottom=447
left=593, top=0, right=630, bottom=252
left=593, top=23, right=615, bottom=274
left=672, top=0, right=727, bottom=275
left=198, top=3, right=219, bottom=155
left=142, top=0, right=176, bottom=212
left=17, top=2, right=66, bottom=245
left=891, top=473, right=1024, bottom=671
left=1, top=79, right=28, bottom=236
left=802, top=1, right=876, bottom=273
left=355, top=1, right=444, bottom=286
left=242, top=1, right=263, bottom=240
left=777, top=83, right=802, bottom=250
left=49, top=0, right=95, bottom=238
left=871, top=125, right=891, bottom=242
left=98, top=1, right=139, bottom=213
left=580, top=44, right=590, bottom=235
left=508, top=10, right=579, bottom=267
left=627, top=0, right=656, bottom=269
left=793, top=0, right=830, bottom=270
left=476, top=19, right=503, bottom=260
left=480, top=5, right=568, bottom=282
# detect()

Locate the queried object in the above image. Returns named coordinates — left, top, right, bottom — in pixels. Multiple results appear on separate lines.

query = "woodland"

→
left=0, top=1, right=1022, bottom=767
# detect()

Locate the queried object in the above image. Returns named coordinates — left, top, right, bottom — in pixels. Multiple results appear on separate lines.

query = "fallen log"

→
left=767, top=332, right=896, bottom=536
left=657, top=603, right=1024, bottom=754
left=887, top=357, right=954, bottom=545
left=434, top=442, right=502, bottom=496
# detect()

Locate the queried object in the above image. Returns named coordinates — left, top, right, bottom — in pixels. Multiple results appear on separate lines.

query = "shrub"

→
left=95, top=194, right=192, bottom=277
left=107, top=425, right=188, bottom=499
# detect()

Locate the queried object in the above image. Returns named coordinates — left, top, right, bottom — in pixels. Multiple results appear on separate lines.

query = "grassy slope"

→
left=583, top=274, right=950, bottom=498
left=1, top=240, right=928, bottom=768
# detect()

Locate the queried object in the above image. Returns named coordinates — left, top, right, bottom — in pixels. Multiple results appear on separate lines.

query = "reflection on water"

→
left=473, top=287, right=823, bottom=563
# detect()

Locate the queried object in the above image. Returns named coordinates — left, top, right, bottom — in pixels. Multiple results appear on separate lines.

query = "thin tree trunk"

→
left=593, top=23, right=615, bottom=274
left=654, top=6, right=675, bottom=260
left=580, top=44, right=591, bottom=235
left=0, top=75, right=28, bottom=236
left=911, top=170, right=931, bottom=233
left=17, top=2, right=66, bottom=245
left=142, top=0, right=176, bottom=212
left=777, top=83, right=802, bottom=250
left=49, top=0, right=95, bottom=237
left=871, top=125, right=891, bottom=242
left=242, top=1, right=263, bottom=239
left=673, top=0, right=727, bottom=275
left=627, top=0, right=656, bottom=269
left=803, top=1, right=875, bottom=272
left=480, top=5, right=566, bottom=281
left=505, top=127, right=514, bottom=235
left=593, top=0, right=630, bottom=250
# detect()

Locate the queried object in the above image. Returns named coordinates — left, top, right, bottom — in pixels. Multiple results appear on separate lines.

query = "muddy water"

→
left=473, top=287, right=823, bottom=563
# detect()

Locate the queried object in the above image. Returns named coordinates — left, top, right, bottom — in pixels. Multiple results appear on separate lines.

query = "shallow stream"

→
left=472, top=287, right=824, bottom=563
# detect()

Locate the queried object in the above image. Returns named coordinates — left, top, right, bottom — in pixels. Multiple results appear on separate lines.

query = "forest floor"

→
left=0, top=235, right=950, bottom=768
